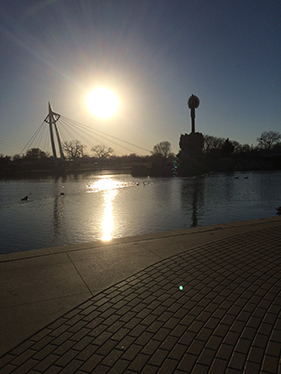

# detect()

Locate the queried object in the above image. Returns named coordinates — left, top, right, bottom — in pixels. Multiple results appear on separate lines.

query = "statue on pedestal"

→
left=177, top=95, right=205, bottom=176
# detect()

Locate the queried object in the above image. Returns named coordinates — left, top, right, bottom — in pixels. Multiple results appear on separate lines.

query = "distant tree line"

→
left=1, top=130, right=280, bottom=175
left=203, top=131, right=281, bottom=155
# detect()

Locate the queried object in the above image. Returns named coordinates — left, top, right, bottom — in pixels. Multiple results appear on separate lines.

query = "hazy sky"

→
left=0, top=0, right=280, bottom=156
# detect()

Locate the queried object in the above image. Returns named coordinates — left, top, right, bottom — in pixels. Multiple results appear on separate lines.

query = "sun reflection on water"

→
left=101, top=188, right=118, bottom=241
left=90, top=178, right=119, bottom=241
left=87, top=177, right=144, bottom=241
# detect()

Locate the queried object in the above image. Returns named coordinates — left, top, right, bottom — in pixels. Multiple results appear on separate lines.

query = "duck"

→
left=276, top=206, right=281, bottom=214
left=21, top=196, right=29, bottom=201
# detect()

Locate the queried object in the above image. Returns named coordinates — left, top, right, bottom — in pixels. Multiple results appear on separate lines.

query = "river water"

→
left=0, top=170, right=280, bottom=254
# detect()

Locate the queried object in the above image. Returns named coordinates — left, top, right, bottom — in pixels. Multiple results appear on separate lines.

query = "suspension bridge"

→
left=20, top=103, right=151, bottom=164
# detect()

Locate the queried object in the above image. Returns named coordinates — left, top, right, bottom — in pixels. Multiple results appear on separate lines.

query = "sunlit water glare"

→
left=0, top=171, right=280, bottom=254
left=91, top=178, right=119, bottom=241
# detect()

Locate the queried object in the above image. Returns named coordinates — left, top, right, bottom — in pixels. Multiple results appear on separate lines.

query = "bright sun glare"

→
left=87, top=87, right=119, bottom=119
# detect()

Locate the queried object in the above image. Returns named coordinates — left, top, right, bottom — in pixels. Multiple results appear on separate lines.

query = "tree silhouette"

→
left=91, top=145, right=114, bottom=159
left=221, top=138, right=234, bottom=157
left=24, top=148, right=48, bottom=159
left=152, top=141, right=172, bottom=158
left=203, top=135, right=225, bottom=153
left=63, top=140, right=86, bottom=159
left=257, top=131, right=281, bottom=151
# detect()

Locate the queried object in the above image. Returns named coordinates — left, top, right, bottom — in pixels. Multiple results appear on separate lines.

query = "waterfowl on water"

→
left=276, top=206, right=281, bottom=214
left=21, top=196, right=29, bottom=201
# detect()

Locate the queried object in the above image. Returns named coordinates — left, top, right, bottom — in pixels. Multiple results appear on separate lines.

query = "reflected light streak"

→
left=101, top=188, right=118, bottom=241
left=90, top=178, right=119, bottom=241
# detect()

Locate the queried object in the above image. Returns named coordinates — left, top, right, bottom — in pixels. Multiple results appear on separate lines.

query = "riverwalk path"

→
left=0, top=217, right=280, bottom=373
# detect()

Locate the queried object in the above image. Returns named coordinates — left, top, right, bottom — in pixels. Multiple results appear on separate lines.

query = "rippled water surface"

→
left=0, top=170, right=280, bottom=253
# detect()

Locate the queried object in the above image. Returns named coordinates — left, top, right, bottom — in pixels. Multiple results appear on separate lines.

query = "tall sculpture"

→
left=187, top=94, right=200, bottom=133
left=177, top=94, right=205, bottom=176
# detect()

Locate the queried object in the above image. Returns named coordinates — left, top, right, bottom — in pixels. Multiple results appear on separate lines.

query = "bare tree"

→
left=152, top=141, right=172, bottom=158
left=91, top=145, right=114, bottom=159
left=257, top=131, right=281, bottom=150
left=232, top=142, right=253, bottom=154
left=63, top=140, right=86, bottom=159
left=24, top=148, right=49, bottom=160
left=203, top=135, right=226, bottom=153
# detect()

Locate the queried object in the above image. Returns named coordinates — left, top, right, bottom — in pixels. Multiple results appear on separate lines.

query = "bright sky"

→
left=0, top=0, right=280, bottom=156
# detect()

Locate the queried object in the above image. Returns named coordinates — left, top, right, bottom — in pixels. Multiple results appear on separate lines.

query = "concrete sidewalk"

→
left=0, top=217, right=280, bottom=373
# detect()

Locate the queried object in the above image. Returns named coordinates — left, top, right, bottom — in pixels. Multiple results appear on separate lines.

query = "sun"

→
left=87, top=87, right=119, bottom=118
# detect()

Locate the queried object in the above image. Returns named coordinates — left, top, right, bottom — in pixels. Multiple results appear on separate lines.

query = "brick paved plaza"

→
left=0, top=218, right=280, bottom=373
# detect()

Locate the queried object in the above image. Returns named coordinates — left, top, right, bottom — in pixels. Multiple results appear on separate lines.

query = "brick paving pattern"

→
left=0, top=225, right=281, bottom=373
